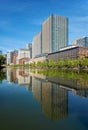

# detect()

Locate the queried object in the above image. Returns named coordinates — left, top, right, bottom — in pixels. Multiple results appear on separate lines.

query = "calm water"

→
left=0, top=68, right=88, bottom=130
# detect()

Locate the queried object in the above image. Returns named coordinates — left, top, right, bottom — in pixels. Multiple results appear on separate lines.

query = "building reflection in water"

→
left=6, top=68, right=32, bottom=90
left=6, top=68, right=88, bottom=120
left=32, top=77, right=68, bottom=120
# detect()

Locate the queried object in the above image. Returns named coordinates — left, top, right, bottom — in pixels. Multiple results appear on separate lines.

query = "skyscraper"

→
left=72, top=36, right=88, bottom=47
left=42, top=14, right=68, bottom=53
left=7, top=51, right=13, bottom=65
left=32, top=32, right=42, bottom=58
left=26, top=43, right=32, bottom=58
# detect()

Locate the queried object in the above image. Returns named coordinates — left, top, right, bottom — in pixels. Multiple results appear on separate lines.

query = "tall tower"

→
left=42, top=14, right=68, bottom=53
left=32, top=32, right=42, bottom=58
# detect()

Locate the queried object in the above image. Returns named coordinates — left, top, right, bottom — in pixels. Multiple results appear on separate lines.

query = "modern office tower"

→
left=7, top=51, right=13, bottom=65
left=26, top=43, right=32, bottom=58
left=26, top=43, right=32, bottom=49
left=32, top=32, right=42, bottom=58
left=42, top=82, right=68, bottom=120
left=6, top=68, right=13, bottom=83
left=32, top=77, right=42, bottom=104
left=42, top=14, right=68, bottom=53
left=72, top=36, right=88, bottom=47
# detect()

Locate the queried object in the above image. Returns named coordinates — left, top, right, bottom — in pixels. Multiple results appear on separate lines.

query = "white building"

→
left=18, top=49, right=30, bottom=59
left=7, top=51, right=13, bottom=65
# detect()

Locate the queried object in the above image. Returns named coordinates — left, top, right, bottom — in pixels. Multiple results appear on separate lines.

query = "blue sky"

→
left=0, top=0, right=88, bottom=53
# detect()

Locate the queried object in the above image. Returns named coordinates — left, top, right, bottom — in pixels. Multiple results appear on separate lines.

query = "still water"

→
left=0, top=68, right=88, bottom=130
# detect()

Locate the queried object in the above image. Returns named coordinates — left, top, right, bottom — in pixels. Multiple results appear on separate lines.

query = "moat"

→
left=0, top=68, right=88, bottom=130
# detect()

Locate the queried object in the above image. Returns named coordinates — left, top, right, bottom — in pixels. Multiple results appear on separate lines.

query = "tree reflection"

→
left=0, top=70, right=6, bottom=83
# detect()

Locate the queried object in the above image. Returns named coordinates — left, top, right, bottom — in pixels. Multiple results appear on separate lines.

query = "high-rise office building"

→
left=42, top=14, right=68, bottom=53
left=26, top=43, right=32, bottom=58
left=72, top=36, right=88, bottom=47
left=32, top=32, right=42, bottom=58
left=7, top=51, right=13, bottom=65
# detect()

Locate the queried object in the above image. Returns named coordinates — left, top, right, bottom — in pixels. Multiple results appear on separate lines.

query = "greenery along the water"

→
left=29, top=57, right=88, bottom=68
left=30, top=69, right=88, bottom=89
left=0, top=55, right=6, bottom=67
left=31, top=69, right=88, bottom=81
left=0, top=70, right=6, bottom=82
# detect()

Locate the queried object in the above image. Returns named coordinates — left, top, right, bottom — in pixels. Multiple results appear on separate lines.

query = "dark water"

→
left=0, top=68, right=88, bottom=130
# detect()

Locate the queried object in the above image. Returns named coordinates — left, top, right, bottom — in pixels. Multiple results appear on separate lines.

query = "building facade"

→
left=72, top=36, right=88, bottom=47
left=26, top=43, right=32, bottom=58
left=7, top=51, right=13, bottom=65
left=32, top=32, right=42, bottom=58
left=48, top=45, right=88, bottom=61
left=42, top=14, right=68, bottom=54
left=18, top=49, right=31, bottom=64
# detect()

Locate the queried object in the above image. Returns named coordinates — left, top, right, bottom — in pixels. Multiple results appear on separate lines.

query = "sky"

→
left=0, top=0, right=88, bottom=53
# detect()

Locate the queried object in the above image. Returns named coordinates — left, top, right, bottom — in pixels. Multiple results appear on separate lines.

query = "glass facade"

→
left=42, top=14, right=68, bottom=54
left=52, top=15, right=68, bottom=52
left=85, top=37, right=88, bottom=47
left=72, top=36, right=88, bottom=47
left=32, top=32, right=42, bottom=58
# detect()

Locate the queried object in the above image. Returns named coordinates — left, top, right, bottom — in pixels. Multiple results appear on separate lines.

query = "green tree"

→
left=0, top=55, right=6, bottom=67
left=0, top=70, right=6, bottom=82
left=80, top=57, right=88, bottom=68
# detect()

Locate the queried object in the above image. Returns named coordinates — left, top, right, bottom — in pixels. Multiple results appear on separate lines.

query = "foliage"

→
left=0, top=55, right=6, bottom=66
left=0, top=70, right=6, bottom=82
left=10, top=57, right=88, bottom=70
left=36, top=58, right=88, bottom=69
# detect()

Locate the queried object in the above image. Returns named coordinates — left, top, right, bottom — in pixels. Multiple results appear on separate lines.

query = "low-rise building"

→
left=18, top=49, right=31, bottom=64
left=32, top=45, right=88, bottom=63
left=48, top=45, right=88, bottom=61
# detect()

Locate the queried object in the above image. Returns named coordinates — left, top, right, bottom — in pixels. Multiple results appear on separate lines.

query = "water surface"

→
left=0, top=68, right=88, bottom=130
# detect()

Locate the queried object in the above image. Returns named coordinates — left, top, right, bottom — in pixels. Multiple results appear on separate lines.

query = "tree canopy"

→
left=0, top=55, right=6, bottom=67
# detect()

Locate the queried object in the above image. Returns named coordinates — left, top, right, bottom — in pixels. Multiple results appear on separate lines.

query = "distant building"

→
left=26, top=43, right=32, bottom=58
left=18, top=49, right=31, bottom=64
left=7, top=51, right=13, bottom=65
left=12, top=49, right=18, bottom=64
left=32, top=14, right=68, bottom=59
left=72, top=36, right=88, bottom=47
left=32, top=32, right=42, bottom=58
left=42, top=14, right=68, bottom=54
left=13, top=53, right=18, bottom=64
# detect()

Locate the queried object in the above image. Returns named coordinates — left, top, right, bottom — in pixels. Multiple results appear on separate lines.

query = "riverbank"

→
left=5, top=64, right=88, bottom=73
